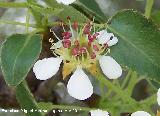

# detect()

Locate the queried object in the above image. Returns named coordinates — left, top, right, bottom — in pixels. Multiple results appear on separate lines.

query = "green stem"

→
left=0, top=2, right=28, bottom=8
left=145, top=0, right=154, bottom=18
left=25, top=9, right=31, bottom=32
left=121, top=70, right=132, bottom=89
left=0, top=20, right=36, bottom=28
left=16, top=81, right=43, bottom=116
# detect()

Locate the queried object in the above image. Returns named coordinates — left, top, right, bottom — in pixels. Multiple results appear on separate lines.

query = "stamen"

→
left=50, top=29, right=61, bottom=41
left=93, top=45, right=99, bottom=52
left=72, top=47, right=79, bottom=56
left=49, top=38, right=54, bottom=44
left=90, top=52, right=96, bottom=59
left=67, top=16, right=75, bottom=39
left=61, top=22, right=66, bottom=32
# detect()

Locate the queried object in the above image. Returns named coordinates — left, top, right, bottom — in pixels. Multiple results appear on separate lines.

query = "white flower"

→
left=56, top=0, right=76, bottom=5
left=131, top=111, right=151, bottom=116
left=33, top=20, right=122, bottom=100
left=157, top=88, right=160, bottom=105
left=90, top=109, right=109, bottom=116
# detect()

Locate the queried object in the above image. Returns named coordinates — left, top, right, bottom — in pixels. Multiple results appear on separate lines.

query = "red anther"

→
left=72, top=47, right=79, bottom=56
left=67, top=16, right=71, bottom=20
left=90, top=52, right=96, bottom=59
left=63, top=39, right=71, bottom=48
left=62, top=32, right=72, bottom=39
left=88, top=35, right=94, bottom=42
left=80, top=47, right=87, bottom=54
left=73, top=21, right=78, bottom=30
left=74, top=40, right=79, bottom=46
left=93, top=33, right=99, bottom=38
left=83, top=22, right=91, bottom=35
left=93, top=45, right=99, bottom=51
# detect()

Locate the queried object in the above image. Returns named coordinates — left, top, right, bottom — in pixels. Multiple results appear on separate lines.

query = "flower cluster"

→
left=33, top=17, right=122, bottom=101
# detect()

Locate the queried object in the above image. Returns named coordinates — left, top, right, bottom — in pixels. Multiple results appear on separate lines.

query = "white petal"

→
left=97, top=30, right=118, bottom=46
left=56, top=0, right=76, bottom=5
left=67, top=67, right=93, bottom=100
left=131, top=111, right=151, bottom=116
left=157, top=88, right=160, bottom=105
left=90, top=109, right=109, bottom=116
left=99, top=56, right=122, bottom=79
left=33, top=57, right=62, bottom=80
left=107, top=36, right=118, bottom=46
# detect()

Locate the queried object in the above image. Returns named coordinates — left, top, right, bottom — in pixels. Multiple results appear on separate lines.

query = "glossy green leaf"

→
left=107, top=10, right=160, bottom=83
left=16, top=81, right=43, bottom=116
left=1, top=34, right=42, bottom=86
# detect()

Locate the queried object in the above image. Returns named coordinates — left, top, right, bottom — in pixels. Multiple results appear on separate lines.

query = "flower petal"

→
left=97, top=30, right=118, bottom=46
left=99, top=56, right=122, bottom=79
left=56, top=0, right=76, bottom=5
left=131, top=111, right=151, bottom=116
left=107, top=36, right=118, bottom=46
left=90, top=109, right=109, bottom=116
left=33, top=57, right=62, bottom=80
left=157, top=88, right=160, bottom=105
left=67, top=67, right=93, bottom=100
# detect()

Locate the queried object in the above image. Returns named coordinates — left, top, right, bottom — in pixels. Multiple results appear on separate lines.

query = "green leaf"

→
left=16, top=81, right=43, bottom=116
left=76, top=0, right=106, bottom=22
left=151, top=10, right=160, bottom=26
left=1, top=34, right=42, bottom=86
left=44, top=0, right=88, bottom=22
left=108, top=10, right=160, bottom=83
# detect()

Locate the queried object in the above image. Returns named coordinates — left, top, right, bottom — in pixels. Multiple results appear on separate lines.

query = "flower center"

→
left=49, top=18, right=110, bottom=68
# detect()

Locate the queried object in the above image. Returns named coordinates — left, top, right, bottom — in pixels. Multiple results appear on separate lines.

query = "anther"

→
left=90, top=52, right=96, bottom=59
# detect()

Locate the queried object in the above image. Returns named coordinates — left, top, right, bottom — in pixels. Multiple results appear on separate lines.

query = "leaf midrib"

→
left=12, top=35, right=32, bottom=84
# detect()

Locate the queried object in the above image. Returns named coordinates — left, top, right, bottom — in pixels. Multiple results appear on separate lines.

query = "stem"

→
left=145, top=0, right=154, bottom=18
left=121, top=70, right=132, bottom=89
left=0, top=20, right=36, bottom=28
left=25, top=9, right=31, bottom=32
left=16, top=81, right=43, bottom=116
left=95, top=73, right=138, bottom=109
left=0, top=2, right=28, bottom=8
